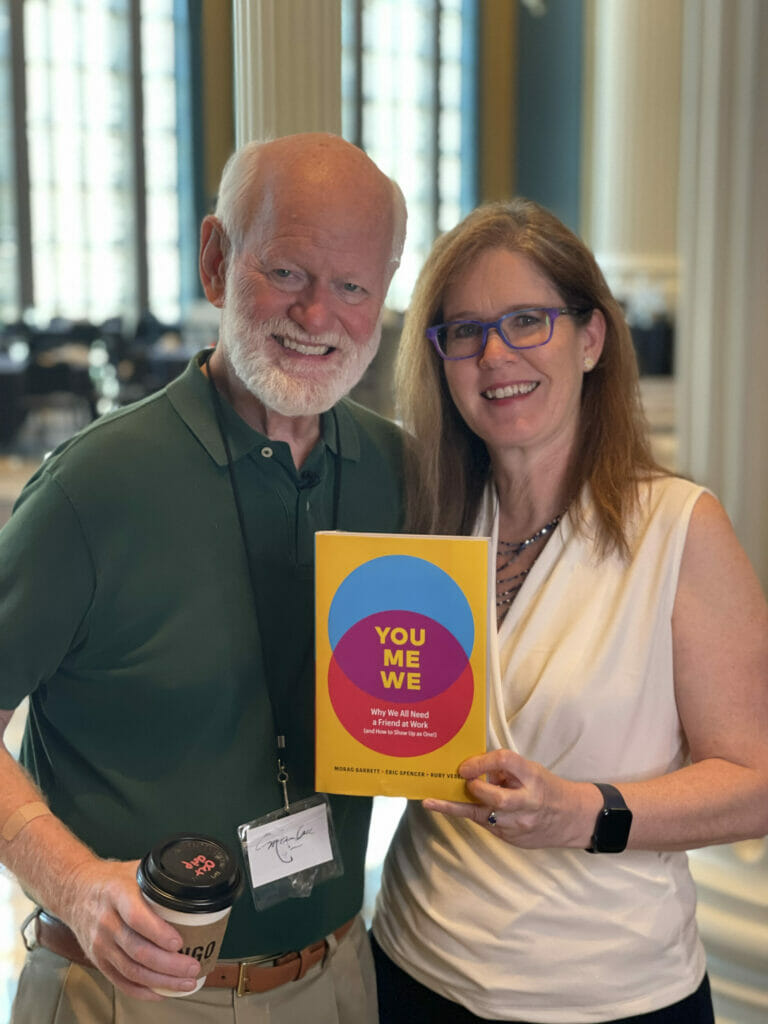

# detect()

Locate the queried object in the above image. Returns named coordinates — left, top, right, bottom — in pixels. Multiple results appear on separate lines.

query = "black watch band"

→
left=585, top=782, right=633, bottom=854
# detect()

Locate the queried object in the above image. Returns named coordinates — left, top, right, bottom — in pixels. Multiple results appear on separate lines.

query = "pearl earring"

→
left=583, top=357, right=595, bottom=372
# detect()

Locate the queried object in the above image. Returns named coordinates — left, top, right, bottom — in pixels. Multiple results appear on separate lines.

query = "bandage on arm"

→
left=2, top=801, right=51, bottom=842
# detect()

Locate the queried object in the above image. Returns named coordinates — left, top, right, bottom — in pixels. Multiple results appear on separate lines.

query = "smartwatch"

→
left=585, top=782, right=633, bottom=853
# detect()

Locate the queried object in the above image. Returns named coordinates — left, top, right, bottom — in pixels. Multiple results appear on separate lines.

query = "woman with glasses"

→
left=370, top=198, right=768, bottom=1024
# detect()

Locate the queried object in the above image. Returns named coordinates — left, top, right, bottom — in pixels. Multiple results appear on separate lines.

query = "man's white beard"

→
left=220, top=305, right=381, bottom=417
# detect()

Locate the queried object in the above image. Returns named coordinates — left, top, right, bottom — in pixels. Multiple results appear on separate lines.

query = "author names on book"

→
left=332, top=763, right=455, bottom=780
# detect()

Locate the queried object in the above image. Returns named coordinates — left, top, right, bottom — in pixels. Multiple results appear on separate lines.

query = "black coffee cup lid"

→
left=137, top=833, right=243, bottom=913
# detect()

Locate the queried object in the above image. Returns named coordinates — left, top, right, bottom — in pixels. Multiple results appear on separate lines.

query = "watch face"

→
left=595, top=807, right=633, bottom=853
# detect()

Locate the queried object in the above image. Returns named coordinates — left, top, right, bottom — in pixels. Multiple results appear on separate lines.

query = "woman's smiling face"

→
left=441, top=246, right=604, bottom=463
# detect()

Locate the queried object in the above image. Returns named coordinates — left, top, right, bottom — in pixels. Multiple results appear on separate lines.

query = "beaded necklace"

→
left=496, top=510, right=564, bottom=610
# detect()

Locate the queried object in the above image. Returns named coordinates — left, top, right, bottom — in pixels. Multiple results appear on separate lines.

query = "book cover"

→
left=315, top=531, right=489, bottom=801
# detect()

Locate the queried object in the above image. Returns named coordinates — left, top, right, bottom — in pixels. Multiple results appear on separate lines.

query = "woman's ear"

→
left=199, top=216, right=229, bottom=308
left=581, top=308, right=606, bottom=371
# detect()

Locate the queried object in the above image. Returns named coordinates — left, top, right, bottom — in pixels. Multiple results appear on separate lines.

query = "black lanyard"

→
left=203, top=349, right=342, bottom=805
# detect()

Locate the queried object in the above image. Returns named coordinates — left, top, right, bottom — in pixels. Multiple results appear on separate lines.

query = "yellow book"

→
left=315, top=531, right=490, bottom=801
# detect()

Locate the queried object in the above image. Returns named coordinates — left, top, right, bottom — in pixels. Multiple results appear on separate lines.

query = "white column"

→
left=232, top=0, right=342, bottom=146
left=676, top=0, right=768, bottom=589
left=585, top=3, right=768, bottom=1019
left=689, top=842, right=768, bottom=1024
left=678, top=7, right=768, bottom=1016
left=583, top=0, right=683, bottom=314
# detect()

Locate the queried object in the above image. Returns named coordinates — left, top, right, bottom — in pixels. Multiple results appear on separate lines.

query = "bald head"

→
left=214, top=133, right=406, bottom=274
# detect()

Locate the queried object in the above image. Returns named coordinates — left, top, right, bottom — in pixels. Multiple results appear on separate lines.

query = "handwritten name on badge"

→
left=245, top=803, right=333, bottom=888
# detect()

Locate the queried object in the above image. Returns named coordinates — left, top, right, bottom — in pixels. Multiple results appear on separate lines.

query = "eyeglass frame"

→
left=425, top=306, right=591, bottom=361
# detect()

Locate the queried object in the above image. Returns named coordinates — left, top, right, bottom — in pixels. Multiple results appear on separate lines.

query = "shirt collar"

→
left=322, top=398, right=361, bottom=462
left=167, top=350, right=361, bottom=465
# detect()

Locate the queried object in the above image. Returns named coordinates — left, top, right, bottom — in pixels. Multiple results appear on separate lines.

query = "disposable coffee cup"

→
left=137, top=833, right=243, bottom=997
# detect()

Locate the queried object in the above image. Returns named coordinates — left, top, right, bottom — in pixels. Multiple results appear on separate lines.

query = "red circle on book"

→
left=327, top=652, right=474, bottom=756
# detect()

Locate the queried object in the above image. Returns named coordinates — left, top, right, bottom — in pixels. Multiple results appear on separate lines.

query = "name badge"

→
left=237, top=794, right=343, bottom=910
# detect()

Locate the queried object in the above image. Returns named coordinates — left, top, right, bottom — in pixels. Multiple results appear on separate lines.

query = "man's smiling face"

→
left=218, top=152, right=394, bottom=417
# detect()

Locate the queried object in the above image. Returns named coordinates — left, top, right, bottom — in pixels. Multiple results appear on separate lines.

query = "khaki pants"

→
left=12, top=915, right=377, bottom=1024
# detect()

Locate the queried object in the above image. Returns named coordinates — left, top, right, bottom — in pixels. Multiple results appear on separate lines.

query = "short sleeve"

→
left=0, top=469, right=95, bottom=708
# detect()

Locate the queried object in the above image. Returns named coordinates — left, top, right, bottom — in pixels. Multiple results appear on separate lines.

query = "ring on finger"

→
left=487, top=810, right=498, bottom=827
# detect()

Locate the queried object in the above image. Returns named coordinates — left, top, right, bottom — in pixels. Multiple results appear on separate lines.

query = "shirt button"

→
left=260, top=446, right=273, bottom=458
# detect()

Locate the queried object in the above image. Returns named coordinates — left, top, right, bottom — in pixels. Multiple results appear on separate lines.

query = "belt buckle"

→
left=236, top=953, right=280, bottom=997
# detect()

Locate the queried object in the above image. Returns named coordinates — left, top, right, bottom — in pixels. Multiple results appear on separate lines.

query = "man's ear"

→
left=199, top=216, right=229, bottom=307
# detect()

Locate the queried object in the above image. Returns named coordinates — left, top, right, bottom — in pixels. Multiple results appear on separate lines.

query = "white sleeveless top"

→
left=372, top=476, right=708, bottom=1022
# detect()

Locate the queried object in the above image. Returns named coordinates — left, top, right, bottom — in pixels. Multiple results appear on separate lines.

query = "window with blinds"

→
left=342, top=0, right=478, bottom=312
left=2, top=0, right=195, bottom=330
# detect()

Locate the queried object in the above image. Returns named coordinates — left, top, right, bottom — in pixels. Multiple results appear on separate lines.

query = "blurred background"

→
left=1, top=2, right=766, bottom=1022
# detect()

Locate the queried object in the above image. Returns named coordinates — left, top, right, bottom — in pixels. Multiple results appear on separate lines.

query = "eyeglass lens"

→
left=439, top=308, right=553, bottom=358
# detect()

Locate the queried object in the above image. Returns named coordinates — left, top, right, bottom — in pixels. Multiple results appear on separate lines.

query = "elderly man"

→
left=0, top=133, right=406, bottom=1024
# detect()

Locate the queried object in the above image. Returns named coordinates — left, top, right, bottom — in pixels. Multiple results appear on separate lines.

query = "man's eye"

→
left=268, top=268, right=304, bottom=289
left=342, top=282, right=362, bottom=293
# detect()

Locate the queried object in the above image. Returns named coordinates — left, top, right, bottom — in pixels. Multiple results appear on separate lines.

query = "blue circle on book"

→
left=327, top=554, right=475, bottom=657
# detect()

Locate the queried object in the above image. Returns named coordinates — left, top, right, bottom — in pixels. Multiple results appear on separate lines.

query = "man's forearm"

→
left=0, top=717, right=97, bottom=922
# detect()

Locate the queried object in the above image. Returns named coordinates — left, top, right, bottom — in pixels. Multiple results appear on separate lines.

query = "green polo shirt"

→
left=0, top=352, right=403, bottom=956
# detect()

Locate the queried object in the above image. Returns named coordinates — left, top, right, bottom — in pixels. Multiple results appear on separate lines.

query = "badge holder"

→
left=237, top=760, right=343, bottom=911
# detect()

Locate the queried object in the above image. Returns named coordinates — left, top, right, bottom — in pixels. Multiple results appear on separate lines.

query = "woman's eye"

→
left=452, top=322, right=482, bottom=339
left=509, top=312, right=543, bottom=329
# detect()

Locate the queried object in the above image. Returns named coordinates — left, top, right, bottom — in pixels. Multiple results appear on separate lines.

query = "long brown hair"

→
left=394, top=198, right=665, bottom=556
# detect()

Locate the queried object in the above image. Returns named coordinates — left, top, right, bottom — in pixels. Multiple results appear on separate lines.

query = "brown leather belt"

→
left=32, top=909, right=356, bottom=996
